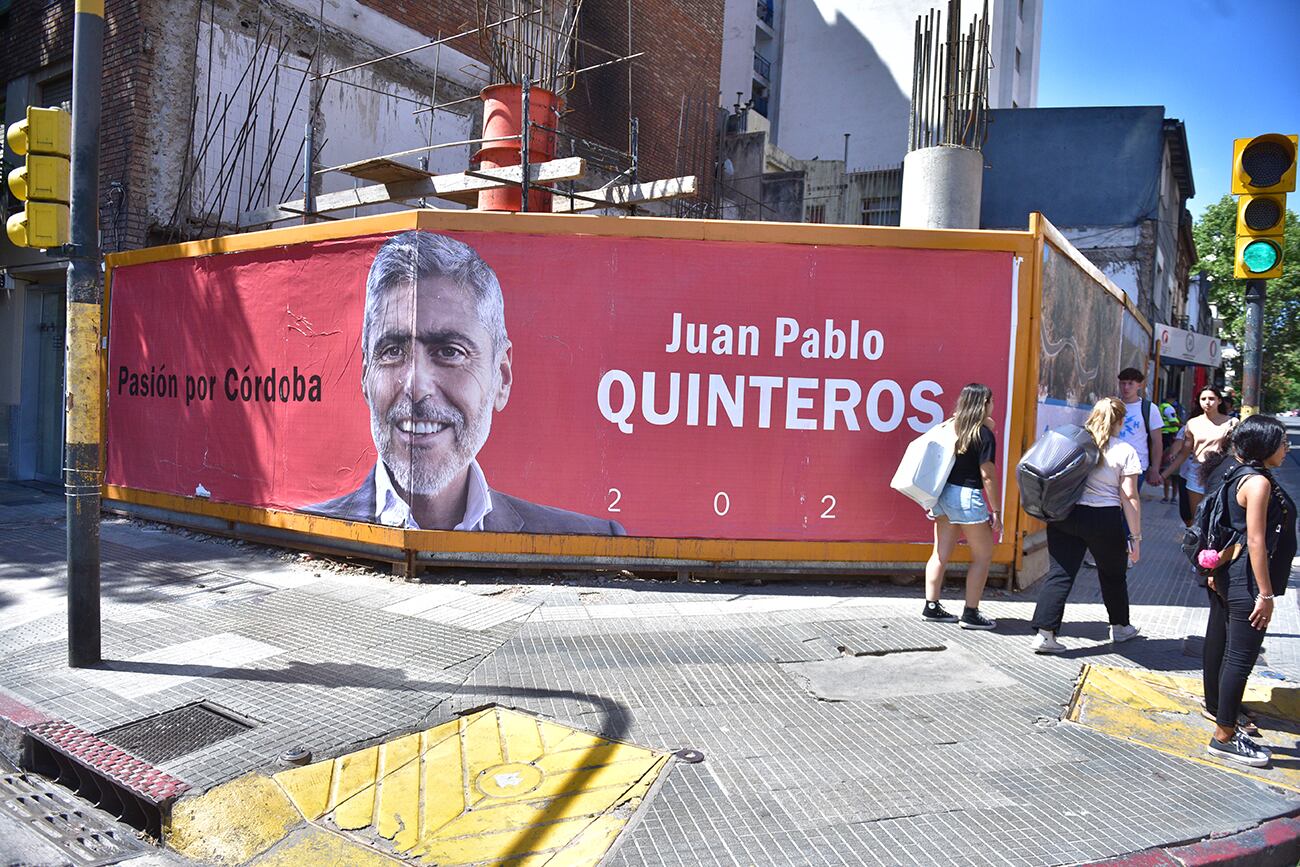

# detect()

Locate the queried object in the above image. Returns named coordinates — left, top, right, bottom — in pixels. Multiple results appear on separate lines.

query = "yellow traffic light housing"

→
left=8, top=155, right=71, bottom=202
left=5, top=106, right=72, bottom=248
left=1231, top=135, right=1294, bottom=279
left=5, top=106, right=71, bottom=158
left=1231, top=134, right=1297, bottom=195
left=7, top=202, right=71, bottom=249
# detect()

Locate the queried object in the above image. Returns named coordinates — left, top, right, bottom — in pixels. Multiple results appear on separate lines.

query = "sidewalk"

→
left=1, top=454, right=1298, bottom=866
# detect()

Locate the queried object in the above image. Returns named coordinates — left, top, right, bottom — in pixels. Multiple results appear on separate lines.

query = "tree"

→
left=1193, top=195, right=1300, bottom=412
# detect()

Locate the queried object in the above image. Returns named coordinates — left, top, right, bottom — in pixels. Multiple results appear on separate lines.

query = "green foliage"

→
left=1193, top=194, right=1300, bottom=412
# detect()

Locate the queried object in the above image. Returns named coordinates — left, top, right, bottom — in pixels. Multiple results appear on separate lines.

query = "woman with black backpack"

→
left=1029, top=398, right=1142, bottom=654
left=1201, top=415, right=1297, bottom=768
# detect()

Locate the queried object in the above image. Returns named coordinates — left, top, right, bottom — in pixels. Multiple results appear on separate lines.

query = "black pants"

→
left=1177, top=476, right=1192, bottom=524
left=1031, top=505, right=1131, bottom=633
left=1202, top=569, right=1267, bottom=729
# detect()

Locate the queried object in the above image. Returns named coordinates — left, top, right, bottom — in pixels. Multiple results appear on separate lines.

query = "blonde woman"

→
left=1030, top=397, right=1142, bottom=653
left=922, top=383, right=1002, bottom=630
left=1162, top=386, right=1238, bottom=523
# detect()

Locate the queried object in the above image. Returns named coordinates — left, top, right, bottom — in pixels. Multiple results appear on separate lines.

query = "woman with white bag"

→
left=922, top=383, right=1002, bottom=630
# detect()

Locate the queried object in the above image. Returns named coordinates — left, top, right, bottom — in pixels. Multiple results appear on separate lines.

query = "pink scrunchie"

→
left=1197, top=549, right=1221, bottom=569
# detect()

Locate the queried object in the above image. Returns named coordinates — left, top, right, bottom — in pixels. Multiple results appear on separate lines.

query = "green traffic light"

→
left=1242, top=239, right=1281, bottom=273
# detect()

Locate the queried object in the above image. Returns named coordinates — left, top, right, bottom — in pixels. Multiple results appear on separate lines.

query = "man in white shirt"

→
left=1116, top=367, right=1163, bottom=489
left=305, top=231, right=623, bottom=535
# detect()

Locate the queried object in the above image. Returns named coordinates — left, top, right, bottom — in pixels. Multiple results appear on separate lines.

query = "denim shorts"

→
left=928, top=484, right=990, bottom=524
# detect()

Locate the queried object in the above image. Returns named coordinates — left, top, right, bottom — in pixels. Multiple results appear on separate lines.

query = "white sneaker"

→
left=1031, top=631, right=1065, bottom=654
left=1111, top=624, right=1141, bottom=644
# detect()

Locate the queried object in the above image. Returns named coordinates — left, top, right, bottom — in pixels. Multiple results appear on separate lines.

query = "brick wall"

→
left=0, top=2, right=73, bottom=83
left=354, top=0, right=723, bottom=187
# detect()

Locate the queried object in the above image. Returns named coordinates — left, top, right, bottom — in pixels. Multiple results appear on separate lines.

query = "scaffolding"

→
left=168, top=0, right=710, bottom=239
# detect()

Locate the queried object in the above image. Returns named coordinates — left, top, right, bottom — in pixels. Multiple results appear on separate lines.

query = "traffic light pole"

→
left=1241, top=278, right=1266, bottom=419
left=65, top=0, right=105, bottom=667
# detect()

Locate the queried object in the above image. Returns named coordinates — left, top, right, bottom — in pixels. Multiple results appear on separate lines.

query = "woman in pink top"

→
left=1162, top=387, right=1237, bottom=524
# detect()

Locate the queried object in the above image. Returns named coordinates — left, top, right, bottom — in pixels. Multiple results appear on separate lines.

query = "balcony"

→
left=757, top=0, right=774, bottom=27
left=753, top=52, right=771, bottom=81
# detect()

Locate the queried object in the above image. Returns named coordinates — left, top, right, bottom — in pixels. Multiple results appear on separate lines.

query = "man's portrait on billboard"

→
left=305, top=230, right=624, bottom=535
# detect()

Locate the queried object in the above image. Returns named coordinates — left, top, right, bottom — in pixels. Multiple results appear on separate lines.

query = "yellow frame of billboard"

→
left=100, top=209, right=1145, bottom=580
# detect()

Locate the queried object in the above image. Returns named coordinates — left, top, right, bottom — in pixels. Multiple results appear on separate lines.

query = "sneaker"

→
left=959, top=608, right=997, bottom=630
left=922, top=601, right=959, bottom=623
left=1206, top=732, right=1271, bottom=768
left=1030, top=631, right=1066, bottom=654
left=1111, top=624, right=1141, bottom=643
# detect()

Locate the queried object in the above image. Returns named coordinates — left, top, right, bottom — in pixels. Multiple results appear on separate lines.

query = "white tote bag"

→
left=890, top=420, right=957, bottom=510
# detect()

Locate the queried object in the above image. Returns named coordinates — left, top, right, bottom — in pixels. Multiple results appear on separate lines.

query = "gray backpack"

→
left=1017, top=425, right=1101, bottom=522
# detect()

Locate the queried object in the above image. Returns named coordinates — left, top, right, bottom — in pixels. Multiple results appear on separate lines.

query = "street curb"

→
left=0, top=686, right=53, bottom=767
left=1085, top=813, right=1300, bottom=867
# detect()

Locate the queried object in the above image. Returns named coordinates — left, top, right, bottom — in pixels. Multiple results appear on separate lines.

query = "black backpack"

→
left=1017, top=425, right=1101, bottom=522
left=1181, top=464, right=1251, bottom=577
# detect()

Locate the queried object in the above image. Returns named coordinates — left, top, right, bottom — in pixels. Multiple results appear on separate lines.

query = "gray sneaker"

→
left=1207, top=732, right=1271, bottom=768
left=1111, top=624, right=1141, bottom=643
left=1030, top=632, right=1066, bottom=654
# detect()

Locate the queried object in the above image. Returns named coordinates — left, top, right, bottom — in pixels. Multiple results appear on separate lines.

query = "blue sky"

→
left=1037, top=0, right=1300, bottom=218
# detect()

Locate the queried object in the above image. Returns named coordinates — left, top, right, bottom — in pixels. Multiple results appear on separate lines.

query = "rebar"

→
left=476, top=0, right=584, bottom=96
left=908, top=0, right=989, bottom=152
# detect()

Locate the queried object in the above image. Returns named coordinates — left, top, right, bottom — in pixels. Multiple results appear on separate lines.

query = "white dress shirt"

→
left=372, top=459, right=494, bottom=530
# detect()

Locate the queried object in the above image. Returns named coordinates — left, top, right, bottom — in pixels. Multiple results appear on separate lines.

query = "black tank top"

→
left=1226, top=467, right=1297, bottom=595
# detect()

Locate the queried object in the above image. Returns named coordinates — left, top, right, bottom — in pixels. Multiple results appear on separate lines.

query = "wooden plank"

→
left=336, top=157, right=431, bottom=184
left=240, top=157, right=587, bottom=226
left=550, top=176, right=698, bottom=213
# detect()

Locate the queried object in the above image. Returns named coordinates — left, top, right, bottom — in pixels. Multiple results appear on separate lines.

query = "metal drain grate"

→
left=0, top=754, right=148, bottom=865
left=99, top=702, right=256, bottom=764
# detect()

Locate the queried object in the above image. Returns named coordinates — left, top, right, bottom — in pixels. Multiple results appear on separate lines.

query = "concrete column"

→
left=899, top=145, right=983, bottom=229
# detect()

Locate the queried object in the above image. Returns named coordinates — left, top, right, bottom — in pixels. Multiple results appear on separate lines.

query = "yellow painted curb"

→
left=166, top=774, right=302, bottom=865
left=253, top=825, right=401, bottom=866
left=165, top=707, right=673, bottom=866
left=1068, top=664, right=1300, bottom=793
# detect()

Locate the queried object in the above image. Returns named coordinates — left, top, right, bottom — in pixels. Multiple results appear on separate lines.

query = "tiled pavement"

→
left=0, top=454, right=1298, bottom=865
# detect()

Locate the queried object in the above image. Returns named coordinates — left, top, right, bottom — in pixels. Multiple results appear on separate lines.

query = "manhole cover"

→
left=99, top=702, right=255, bottom=764
left=0, top=755, right=148, bottom=866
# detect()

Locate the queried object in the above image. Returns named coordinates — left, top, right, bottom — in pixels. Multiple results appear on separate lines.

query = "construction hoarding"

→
left=101, top=211, right=1133, bottom=583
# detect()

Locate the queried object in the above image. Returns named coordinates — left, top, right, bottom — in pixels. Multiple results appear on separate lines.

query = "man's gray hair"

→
left=362, top=230, right=508, bottom=359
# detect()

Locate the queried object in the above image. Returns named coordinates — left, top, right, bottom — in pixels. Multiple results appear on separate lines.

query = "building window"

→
left=806, top=204, right=826, bottom=224
left=753, top=52, right=771, bottom=80
left=1018, top=0, right=1025, bottom=18
left=757, top=0, right=774, bottom=27
left=1015, top=48, right=1021, bottom=73
left=860, top=196, right=898, bottom=226
left=40, top=75, right=73, bottom=111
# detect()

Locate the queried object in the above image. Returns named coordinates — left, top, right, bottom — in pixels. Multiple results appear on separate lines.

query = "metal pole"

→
left=1241, top=278, right=1266, bottom=418
left=520, top=77, right=531, bottom=213
left=301, top=121, right=315, bottom=223
left=65, top=0, right=105, bottom=668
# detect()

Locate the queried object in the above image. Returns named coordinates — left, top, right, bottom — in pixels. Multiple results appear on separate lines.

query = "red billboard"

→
left=105, top=227, right=1018, bottom=543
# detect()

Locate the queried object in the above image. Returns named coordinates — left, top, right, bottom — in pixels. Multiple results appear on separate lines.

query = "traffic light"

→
left=1232, top=134, right=1296, bottom=280
left=5, top=106, right=71, bottom=248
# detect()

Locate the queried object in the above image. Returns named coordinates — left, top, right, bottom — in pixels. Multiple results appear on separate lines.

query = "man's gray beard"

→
left=372, top=388, right=495, bottom=498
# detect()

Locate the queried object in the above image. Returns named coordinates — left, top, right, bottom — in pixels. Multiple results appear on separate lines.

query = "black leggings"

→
left=1031, top=505, right=1131, bottom=633
left=1202, top=572, right=1267, bottom=729
left=1177, top=476, right=1192, bottom=524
